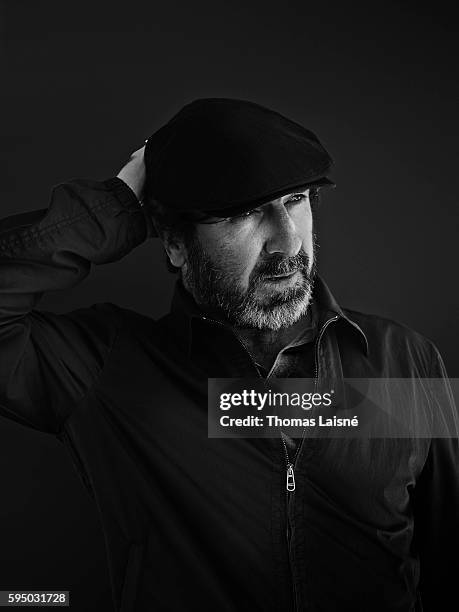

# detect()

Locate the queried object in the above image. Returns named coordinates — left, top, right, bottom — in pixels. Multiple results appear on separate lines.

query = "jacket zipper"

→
left=280, top=314, right=339, bottom=487
left=281, top=314, right=339, bottom=612
left=201, top=313, right=340, bottom=612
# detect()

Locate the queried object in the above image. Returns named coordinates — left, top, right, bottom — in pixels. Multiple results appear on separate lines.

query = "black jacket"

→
left=0, top=177, right=458, bottom=611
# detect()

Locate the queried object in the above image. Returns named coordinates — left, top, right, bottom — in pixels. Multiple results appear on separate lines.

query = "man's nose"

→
left=264, top=207, right=302, bottom=258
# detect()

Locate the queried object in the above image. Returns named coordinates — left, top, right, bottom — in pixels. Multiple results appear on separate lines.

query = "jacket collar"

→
left=311, top=276, right=369, bottom=356
left=168, top=274, right=369, bottom=357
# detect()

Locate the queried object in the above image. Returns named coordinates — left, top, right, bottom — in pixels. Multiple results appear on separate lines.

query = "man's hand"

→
left=117, top=146, right=146, bottom=200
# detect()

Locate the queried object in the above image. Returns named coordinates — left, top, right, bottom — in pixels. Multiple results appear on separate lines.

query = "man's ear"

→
left=162, top=233, right=187, bottom=269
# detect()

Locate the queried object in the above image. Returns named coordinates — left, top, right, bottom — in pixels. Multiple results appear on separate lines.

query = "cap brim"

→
left=203, top=177, right=335, bottom=218
left=148, top=177, right=335, bottom=238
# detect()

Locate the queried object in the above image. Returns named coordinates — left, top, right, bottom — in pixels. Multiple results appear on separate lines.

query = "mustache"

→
left=251, top=250, right=311, bottom=280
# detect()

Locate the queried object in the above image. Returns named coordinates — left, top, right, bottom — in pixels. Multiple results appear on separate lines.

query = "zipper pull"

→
left=286, top=463, right=295, bottom=492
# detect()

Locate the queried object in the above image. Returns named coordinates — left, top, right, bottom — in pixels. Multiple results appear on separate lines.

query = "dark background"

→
left=2, top=1, right=458, bottom=610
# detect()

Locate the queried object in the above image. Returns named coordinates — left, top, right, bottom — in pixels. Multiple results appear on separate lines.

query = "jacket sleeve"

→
left=0, top=177, right=152, bottom=434
left=413, top=344, right=459, bottom=610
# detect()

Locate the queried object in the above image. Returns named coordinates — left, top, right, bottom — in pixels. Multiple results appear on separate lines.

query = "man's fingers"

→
left=117, top=146, right=146, bottom=199
left=130, top=145, right=146, bottom=159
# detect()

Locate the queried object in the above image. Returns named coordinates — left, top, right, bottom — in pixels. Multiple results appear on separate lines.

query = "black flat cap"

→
left=144, top=98, right=334, bottom=218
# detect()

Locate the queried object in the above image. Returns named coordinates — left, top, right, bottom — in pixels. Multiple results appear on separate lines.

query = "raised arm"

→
left=0, top=147, right=153, bottom=433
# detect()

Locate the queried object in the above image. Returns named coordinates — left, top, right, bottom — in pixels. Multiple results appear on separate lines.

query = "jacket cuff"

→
left=103, top=177, right=141, bottom=212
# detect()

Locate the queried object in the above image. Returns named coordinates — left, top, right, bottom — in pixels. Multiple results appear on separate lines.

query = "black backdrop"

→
left=2, top=1, right=458, bottom=610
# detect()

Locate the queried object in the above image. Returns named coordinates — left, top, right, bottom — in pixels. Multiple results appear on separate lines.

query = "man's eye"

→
left=231, top=209, right=260, bottom=221
left=287, top=194, right=307, bottom=204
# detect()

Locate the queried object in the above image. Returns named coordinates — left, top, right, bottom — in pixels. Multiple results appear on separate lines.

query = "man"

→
left=0, top=98, right=457, bottom=612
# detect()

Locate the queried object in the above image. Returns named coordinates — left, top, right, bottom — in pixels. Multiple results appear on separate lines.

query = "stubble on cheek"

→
left=209, top=233, right=255, bottom=291
left=181, top=231, right=248, bottom=305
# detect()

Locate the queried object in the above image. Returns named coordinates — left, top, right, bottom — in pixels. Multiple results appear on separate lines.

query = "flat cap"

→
left=144, top=98, right=334, bottom=218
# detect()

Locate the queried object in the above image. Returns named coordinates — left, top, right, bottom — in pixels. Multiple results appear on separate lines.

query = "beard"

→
left=181, top=233, right=317, bottom=331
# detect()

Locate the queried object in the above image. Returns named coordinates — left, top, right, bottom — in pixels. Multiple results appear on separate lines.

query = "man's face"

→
left=180, top=188, right=316, bottom=330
